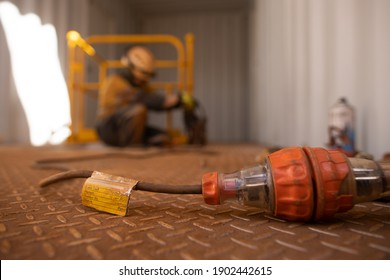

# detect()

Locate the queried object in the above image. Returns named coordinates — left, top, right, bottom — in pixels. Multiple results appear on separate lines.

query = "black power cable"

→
left=38, top=169, right=202, bottom=194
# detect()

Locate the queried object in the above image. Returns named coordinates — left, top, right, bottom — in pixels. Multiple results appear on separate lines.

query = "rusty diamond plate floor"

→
left=0, top=143, right=389, bottom=260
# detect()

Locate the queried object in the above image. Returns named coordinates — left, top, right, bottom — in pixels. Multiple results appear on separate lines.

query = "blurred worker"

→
left=96, top=46, right=185, bottom=147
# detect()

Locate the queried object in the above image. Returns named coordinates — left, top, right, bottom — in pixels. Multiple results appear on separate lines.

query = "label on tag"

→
left=81, top=171, right=138, bottom=216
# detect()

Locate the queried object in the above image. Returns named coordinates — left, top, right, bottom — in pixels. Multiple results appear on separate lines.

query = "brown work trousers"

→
left=96, top=104, right=147, bottom=147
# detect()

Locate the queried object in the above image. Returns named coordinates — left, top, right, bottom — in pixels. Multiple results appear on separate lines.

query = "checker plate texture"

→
left=0, top=144, right=389, bottom=259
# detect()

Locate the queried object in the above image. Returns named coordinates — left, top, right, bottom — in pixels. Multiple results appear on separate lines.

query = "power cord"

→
left=38, top=169, right=202, bottom=194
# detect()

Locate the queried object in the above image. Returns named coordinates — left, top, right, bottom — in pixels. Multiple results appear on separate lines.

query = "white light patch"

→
left=0, top=2, right=71, bottom=146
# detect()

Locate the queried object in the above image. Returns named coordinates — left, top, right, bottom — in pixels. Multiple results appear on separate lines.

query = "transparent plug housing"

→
left=202, top=162, right=274, bottom=213
left=348, top=158, right=390, bottom=203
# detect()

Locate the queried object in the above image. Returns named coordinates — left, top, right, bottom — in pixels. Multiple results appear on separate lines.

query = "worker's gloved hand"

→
left=164, top=91, right=195, bottom=110
left=180, top=91, right=196, bottom=111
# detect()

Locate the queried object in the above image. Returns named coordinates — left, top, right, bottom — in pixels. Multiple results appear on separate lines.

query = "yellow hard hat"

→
left=122, top=46, right=155, bottom=82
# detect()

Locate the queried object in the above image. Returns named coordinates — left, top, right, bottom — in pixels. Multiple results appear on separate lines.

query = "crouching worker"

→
left=96, top=46, right=184, bottom=147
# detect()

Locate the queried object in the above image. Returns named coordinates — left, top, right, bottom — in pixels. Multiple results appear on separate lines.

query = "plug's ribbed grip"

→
left=268, top=147, right=314, bottom=221
left=268, top=147, right=354, bottom=222
left=303, top=147, right=354, bottom=221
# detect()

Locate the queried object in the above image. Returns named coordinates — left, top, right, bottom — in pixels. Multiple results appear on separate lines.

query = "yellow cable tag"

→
left=81, top=171, right=138, bottom=216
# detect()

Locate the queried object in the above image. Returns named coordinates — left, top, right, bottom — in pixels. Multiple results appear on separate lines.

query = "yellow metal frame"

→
left=66, top=31, right=194, bottom=143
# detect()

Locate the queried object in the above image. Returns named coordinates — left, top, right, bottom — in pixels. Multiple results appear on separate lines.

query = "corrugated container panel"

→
left=249, top=0, right=390, bottom=159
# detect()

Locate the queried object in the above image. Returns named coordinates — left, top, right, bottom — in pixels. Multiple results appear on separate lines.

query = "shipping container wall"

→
left=249, top=0, right=390, bottom=159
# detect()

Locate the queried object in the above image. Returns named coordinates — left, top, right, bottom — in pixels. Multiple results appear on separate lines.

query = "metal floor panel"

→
left=0, top=144, right=389, bottom=260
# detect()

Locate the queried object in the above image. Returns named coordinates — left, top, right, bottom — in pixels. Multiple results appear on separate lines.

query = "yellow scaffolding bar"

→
left=66, top=31, right=194, bottom=143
